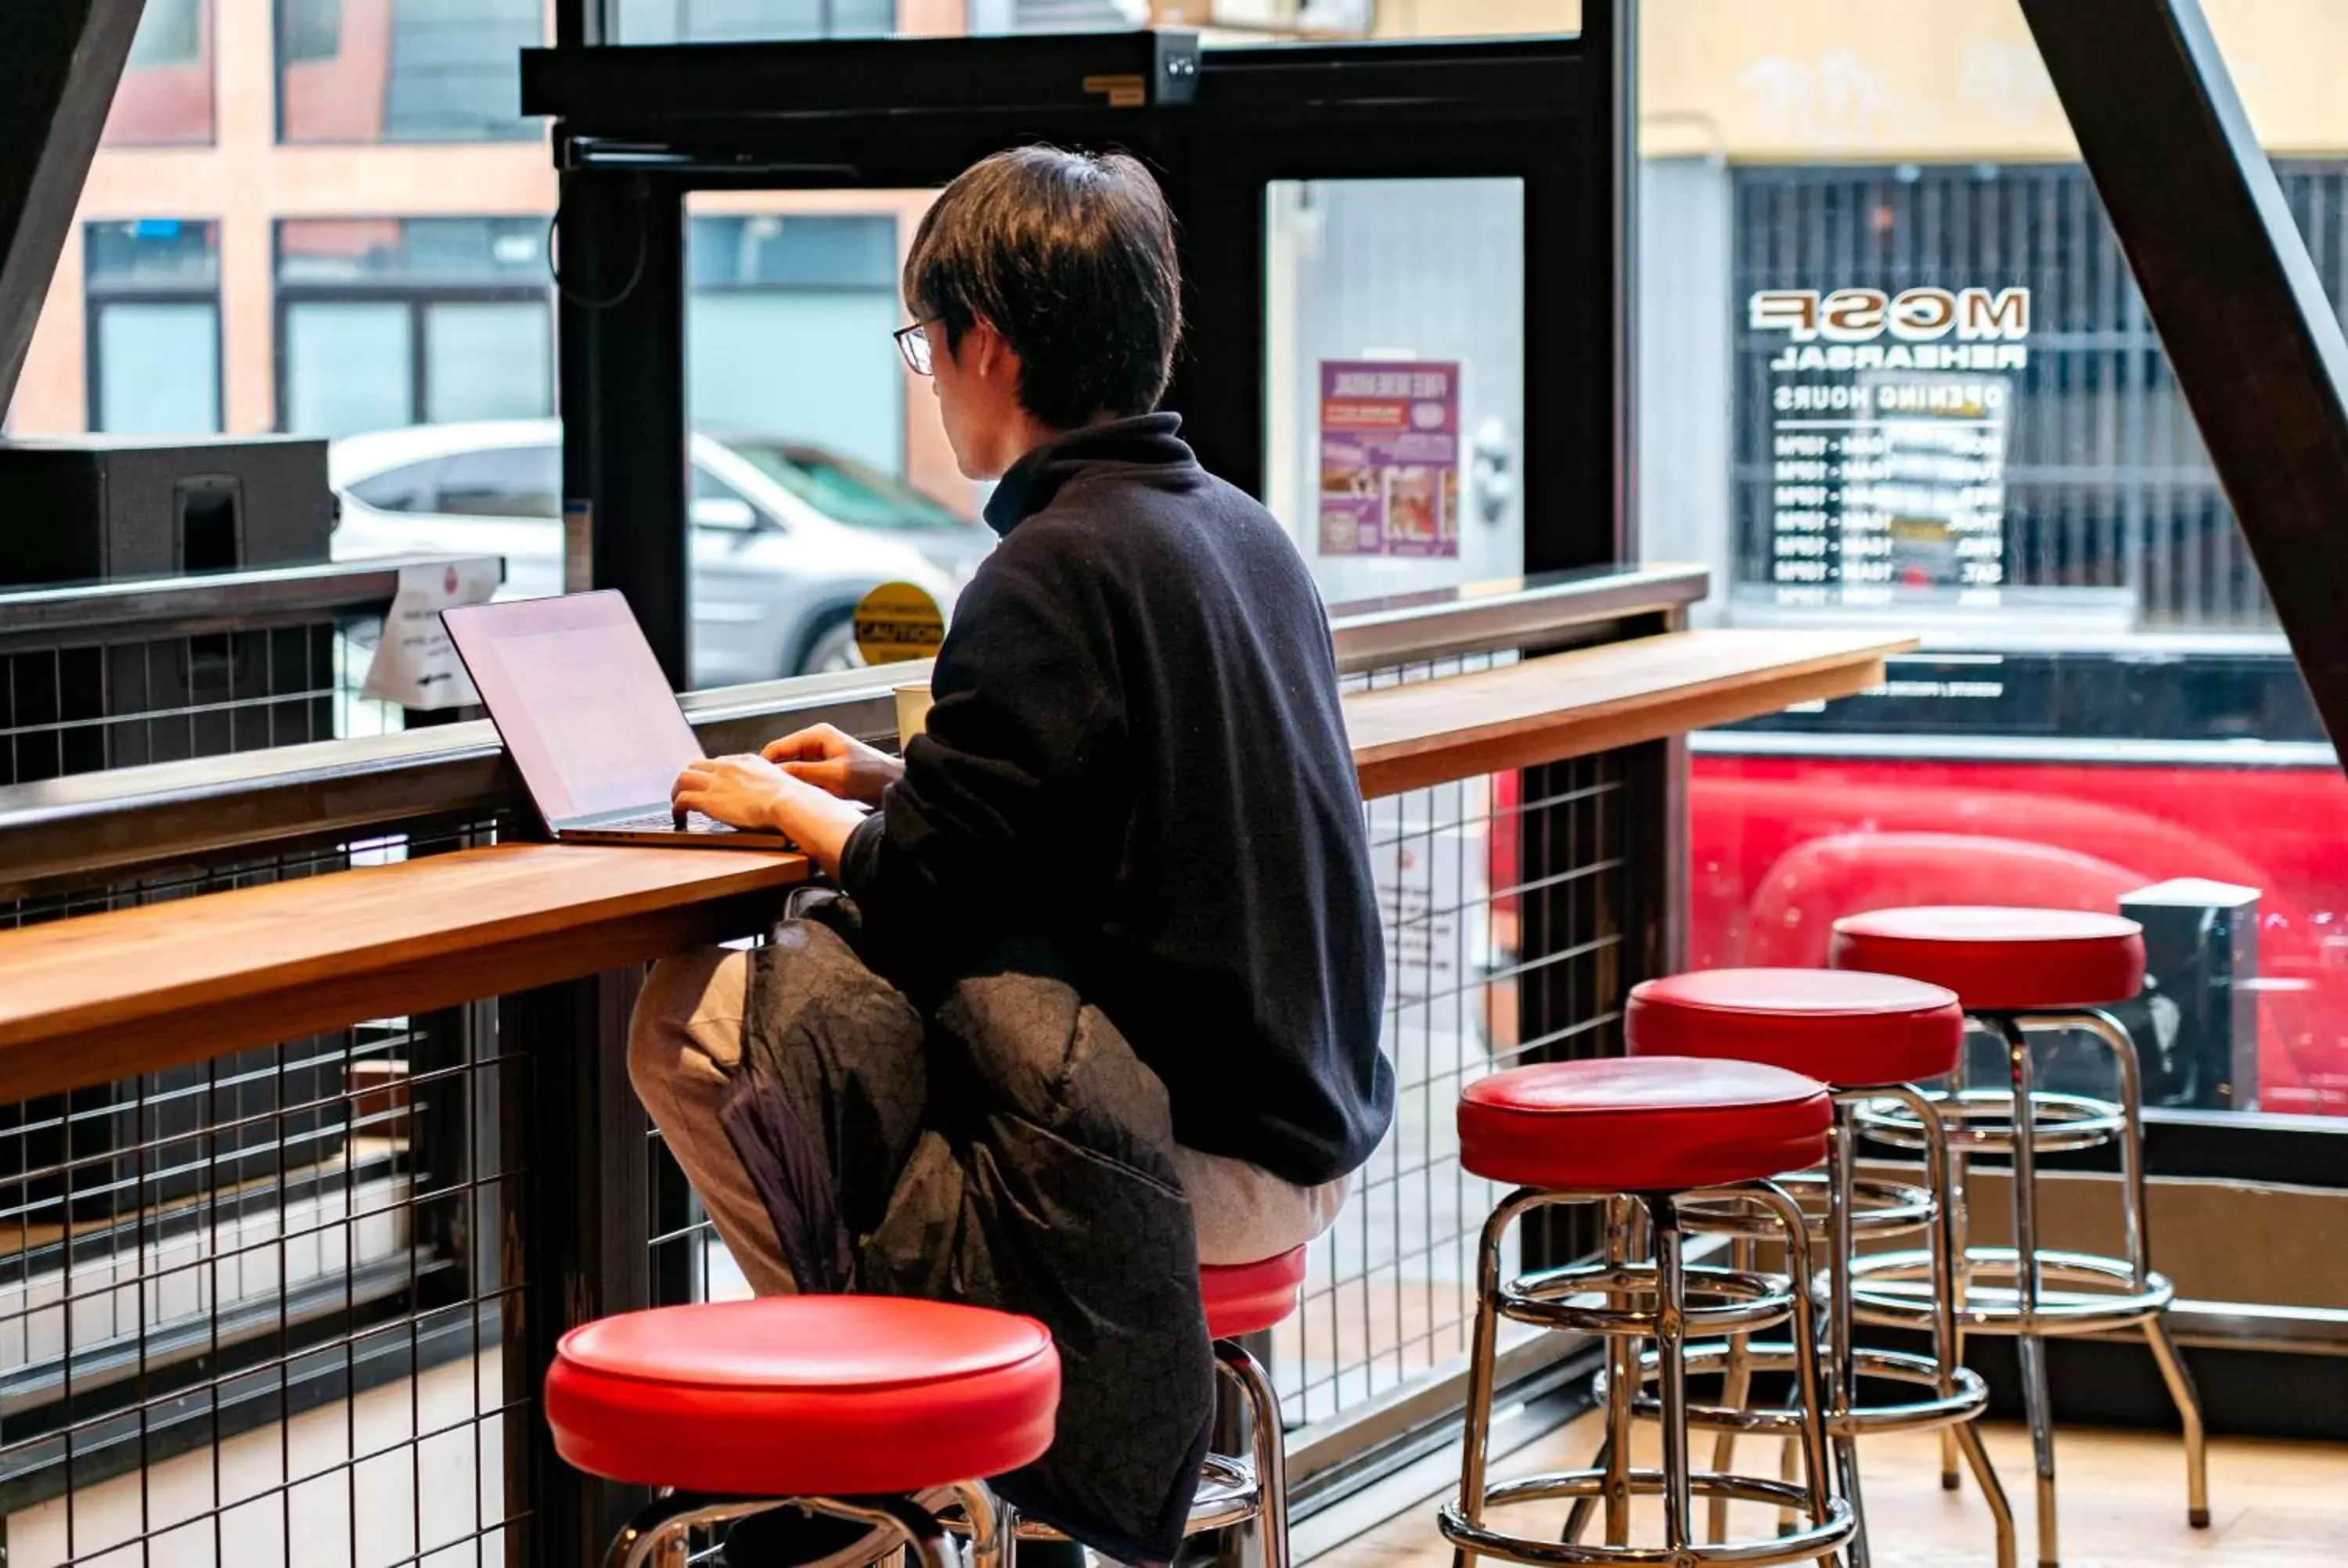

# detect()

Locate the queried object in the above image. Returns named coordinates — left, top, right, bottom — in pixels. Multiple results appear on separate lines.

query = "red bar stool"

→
left=985, top=1249, right=1308, bottom=1568
left=1618, top=969, right=2014, bottom=1568
left=545, top=1296, right=1059, bottom=1568
left=1442, top=1057, right=1856, bottom=1568
left=1832, top=906, right=2209, bottom=1568
left=1193, top=1249, right=1309, bottom=1568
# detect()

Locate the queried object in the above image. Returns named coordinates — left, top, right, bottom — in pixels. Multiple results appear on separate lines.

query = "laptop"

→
left=441, top=590, right=797, bottom=849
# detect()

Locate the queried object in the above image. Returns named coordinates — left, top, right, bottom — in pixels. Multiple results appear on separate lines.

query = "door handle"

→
left=1469, top=417, right=1514, bottom=526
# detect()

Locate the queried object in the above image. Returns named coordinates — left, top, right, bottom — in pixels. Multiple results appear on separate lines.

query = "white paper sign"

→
left=361, top=560, right=502, bottom=710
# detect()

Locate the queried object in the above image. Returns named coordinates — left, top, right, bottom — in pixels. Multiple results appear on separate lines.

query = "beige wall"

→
left=1636, top=0, right=2348, bottom=161
left=1359, top=0, right=2348, bottom=160
left=1373, top=0, right=1575, bottom=41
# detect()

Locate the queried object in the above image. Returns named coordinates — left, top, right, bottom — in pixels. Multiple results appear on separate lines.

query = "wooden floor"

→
left=1313, top=1412, right=2348, bottom=1568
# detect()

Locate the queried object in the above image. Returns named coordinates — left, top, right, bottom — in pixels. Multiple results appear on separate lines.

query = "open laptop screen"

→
left=443, top=592, right=701, bottom=825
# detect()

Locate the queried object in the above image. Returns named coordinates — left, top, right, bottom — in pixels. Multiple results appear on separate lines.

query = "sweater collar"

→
left=982, top=412, right=1196, bottom=538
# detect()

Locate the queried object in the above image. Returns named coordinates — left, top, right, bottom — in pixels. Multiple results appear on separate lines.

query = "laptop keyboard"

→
left=596, top=808, right=736, bottom=835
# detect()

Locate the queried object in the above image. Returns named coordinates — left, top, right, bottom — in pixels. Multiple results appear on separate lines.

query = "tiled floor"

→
left=1315, top=1409, right=2348, bottom=1568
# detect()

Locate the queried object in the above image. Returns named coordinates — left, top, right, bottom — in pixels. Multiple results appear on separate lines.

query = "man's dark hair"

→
left=904, top=146, right=1183, bottom=430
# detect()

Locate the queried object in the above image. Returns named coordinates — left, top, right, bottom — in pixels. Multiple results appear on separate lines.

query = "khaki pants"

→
left=628, top=948, right=1352, bottom=1298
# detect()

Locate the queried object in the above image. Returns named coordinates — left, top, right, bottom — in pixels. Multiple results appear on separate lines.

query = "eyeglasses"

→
left=895, top=319, right=938, bottom=376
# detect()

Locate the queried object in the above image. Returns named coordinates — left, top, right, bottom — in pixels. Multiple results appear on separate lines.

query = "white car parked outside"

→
left=329, top=419, right=956, bottom=687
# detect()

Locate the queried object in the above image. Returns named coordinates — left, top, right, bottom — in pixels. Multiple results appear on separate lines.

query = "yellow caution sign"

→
left=852, top=581, right=946, bottom=665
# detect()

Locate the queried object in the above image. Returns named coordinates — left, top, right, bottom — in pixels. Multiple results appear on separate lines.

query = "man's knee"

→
left=627, top=948, right=747, bottom=1122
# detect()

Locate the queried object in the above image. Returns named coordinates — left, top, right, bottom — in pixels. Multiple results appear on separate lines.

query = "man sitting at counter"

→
left=628, top=146, right=1394, bottom=1562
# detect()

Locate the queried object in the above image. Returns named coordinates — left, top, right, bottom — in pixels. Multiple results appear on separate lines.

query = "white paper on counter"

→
left=360, top=559, right=502, bottom=710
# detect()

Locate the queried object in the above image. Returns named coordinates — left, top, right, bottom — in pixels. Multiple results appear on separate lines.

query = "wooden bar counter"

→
left=0, top=626, right=1907, bottom=1100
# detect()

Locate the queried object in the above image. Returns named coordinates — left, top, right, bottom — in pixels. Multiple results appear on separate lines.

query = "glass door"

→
left=1263, top=176, right=1525, bottom=603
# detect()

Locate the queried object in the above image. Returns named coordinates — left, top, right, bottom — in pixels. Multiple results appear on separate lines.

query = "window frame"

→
left=274, top=282, right=554, bottom=434
left=273, top=0, right=546, bottom=146
left=82, top=221, right=226, bottom=435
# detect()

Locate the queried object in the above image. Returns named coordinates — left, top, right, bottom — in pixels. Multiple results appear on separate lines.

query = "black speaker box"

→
left=0, top=436, right=332, bottom=585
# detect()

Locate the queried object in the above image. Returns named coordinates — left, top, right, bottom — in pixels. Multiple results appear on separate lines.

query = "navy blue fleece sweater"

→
left=838, top=412, right=1392, bottom=1187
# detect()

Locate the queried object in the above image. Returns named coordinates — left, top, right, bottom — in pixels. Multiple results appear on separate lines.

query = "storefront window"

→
left=1262, top=178, right=1525, bottom=606
left=688, top=214, right=906, bottom=476
left=1637, top=0, right=2348, bottom=1120
left=277, top=0, right=542, bottom=143
left=84, top=221, right=222, bottom=435
left=102, top=0, right=214, bottom=146
left=277, top=218, right=551, bottom=436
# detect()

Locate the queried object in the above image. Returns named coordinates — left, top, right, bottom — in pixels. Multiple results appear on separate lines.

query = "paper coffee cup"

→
left=894, top=682, right=934, bottom=745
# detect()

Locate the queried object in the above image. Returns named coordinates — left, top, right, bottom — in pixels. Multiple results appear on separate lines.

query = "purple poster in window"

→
left=1316, top=360, right=1461, bottom=558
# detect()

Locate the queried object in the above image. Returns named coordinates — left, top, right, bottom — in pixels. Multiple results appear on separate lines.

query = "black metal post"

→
left=0, top=0, right=144, bottom=412
left=554, top=0, right=614, bottom=48
left=557, top=171, right=693, bottom=689
left=1515, top=0, right=1648, bottom=1277
left=1525, top=0, right=1637, bottom=574
left=502, top=969, right=656, bottom=1568
left=2016, top=0, right=2348, bottom=753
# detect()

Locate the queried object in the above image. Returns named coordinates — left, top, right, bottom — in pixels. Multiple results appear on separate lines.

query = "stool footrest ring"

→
left=1850, top=1246, right=2175, bottom=1334
left=1500, top=1260, right=1792, bottom=1338
left=944, top=1453, right=1262, bottom=1542
left=1853, top=1088, right=2123, bottom=1155
left=1595, top=1343, right=1992, bottom=1438
left=1678, top=1171, right=1936, bottom=1244
left=1441, top=1469, right=1854, bottom=1568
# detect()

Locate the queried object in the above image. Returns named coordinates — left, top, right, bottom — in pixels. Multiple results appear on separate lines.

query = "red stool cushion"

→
left=546, top=1296, right=1060, bottom=1496
left=1831, top=905, right=2146, bottom=1012
left=1457, top=1057, right=1832, bottom=1192
left=1203, top=1247, right=1307, bottom=1340
left=1627, top=968, right=1963, bottom=1088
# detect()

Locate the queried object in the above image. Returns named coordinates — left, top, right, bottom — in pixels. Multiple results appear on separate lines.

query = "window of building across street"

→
left=275, top=217, right=552, bottom=437
left=101, top=0, right=214, bottom=146
left=276, top=0, right=542, bottom=143
left=84, top=220, right=223, bottom=435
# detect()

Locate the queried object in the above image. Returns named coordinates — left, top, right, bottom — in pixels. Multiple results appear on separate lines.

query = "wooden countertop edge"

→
left=0, top=846, right=811, bottom=1062
left=0, top=629, right=1912, bottom=1090
left=1350, top=633, right=1914, bottom=798
left=1356, top=652, right=1897, bottom=799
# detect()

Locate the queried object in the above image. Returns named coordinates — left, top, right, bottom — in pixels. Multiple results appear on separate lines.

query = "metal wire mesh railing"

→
left=0, top=824, right=519, bottom=1568
left=1275, top=657, right=1630, bottom=1431
left=0, top=628, right=344, bottom=787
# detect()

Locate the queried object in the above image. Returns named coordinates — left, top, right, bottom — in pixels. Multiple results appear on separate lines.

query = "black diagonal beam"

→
left=2018, top=0, right=2348, bottom=751
left=0, top=0, right=145, bottom=419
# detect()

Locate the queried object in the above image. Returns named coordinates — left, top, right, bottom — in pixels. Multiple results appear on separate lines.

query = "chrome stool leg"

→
left=1939, top=1038, right=1972, bottom=1495
left=1560, top=1196, right=1639, bottom=1549
left=1706, top=1236, right=1757, bottom=1543
left=1217, top=1337, right=1292, bottom=1568
left=1824, top=1103, right=1870, bottom=1568
left=2000, top=1016, right=2060, bottom=1568
left=2145, top=1318, right=2210, bottom=1527
left=1604, top=1198, right=1640, bottom=1551
left=1776, top=1431, right=1799, bottom=1541
left=1453, top=1189, right=1538, bottom=1568
left=2080, top=1007, right=2212, bottom=1530
left=1651, top=1196, right=1696, bottom=1558
left=953, top=1480, right=1012, bottom=1568
left=1890, top=1080, right=2015, bottom=1568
